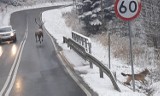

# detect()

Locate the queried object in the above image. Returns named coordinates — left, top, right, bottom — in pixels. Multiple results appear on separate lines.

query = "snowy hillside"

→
left=0, top=0, right=72, bottom=6
left=0, top=0, right=160, bottom=96
left=42, top=6, right=146, bottom=96
left=59, top=0, right=160, bottom=96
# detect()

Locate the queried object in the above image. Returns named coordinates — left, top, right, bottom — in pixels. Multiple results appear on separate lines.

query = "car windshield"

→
left=0, top=27, right=12, bottom=33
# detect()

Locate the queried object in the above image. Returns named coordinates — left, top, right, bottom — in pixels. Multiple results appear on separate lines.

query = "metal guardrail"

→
left=63, top=37, right=121, bottom=92
left=71, top=31, right=93, bottom=68
left=71, top=31, right=91, bottom=53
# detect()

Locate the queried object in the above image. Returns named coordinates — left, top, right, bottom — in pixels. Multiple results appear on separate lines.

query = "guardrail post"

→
left=68, top=40, right=71, bottom=49
left=63, top=37, right=69, bottom=48
left=82, top=38, right=84, bottom=46
left=113, top=71, right=117, bottom=81
left=72, top=33, right=74, bottom=40
left=89, top=43, right=93, bottom=68
left=99, top=68, right=103, bottom=78
left=63, top=37, right=66, bottom=43
left=85, top=39, right=87, bottom=51
left=63, top=36, right=121, bottom=92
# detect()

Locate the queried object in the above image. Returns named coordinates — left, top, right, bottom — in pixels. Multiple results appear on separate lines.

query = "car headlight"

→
left=10, top=32, right=14, bottom=36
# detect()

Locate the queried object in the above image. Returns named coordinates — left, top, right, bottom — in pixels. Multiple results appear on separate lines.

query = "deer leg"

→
left=38, top=36, right=40, bottom=42
left=124, top=77, right=132, bottom=85
left=124, top=82, right=131, bottom=85
left=38, top=36, right=42, bottom=44
left=42, top=34, right=43, bottom=41
left=40, top=37, right=41, bottom=44
left=35, top=35, right=37, bottom=42
left=141, top=79, right=148, bottom=86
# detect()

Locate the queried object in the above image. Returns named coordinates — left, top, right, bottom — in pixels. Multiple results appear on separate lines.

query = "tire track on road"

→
left=0, top=14, right=28, bottom=96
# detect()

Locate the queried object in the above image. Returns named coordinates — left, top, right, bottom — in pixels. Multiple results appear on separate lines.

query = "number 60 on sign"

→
left=114, top=0, right=141, bottom=21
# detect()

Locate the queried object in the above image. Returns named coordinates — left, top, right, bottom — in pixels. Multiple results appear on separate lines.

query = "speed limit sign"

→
left=114, top=0, right=141, bottom=21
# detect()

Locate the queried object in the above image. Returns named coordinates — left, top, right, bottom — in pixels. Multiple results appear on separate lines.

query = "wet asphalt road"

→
left=0, top=6, right=86, bottom=96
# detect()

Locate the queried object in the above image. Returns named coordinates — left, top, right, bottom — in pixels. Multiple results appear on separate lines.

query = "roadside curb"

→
left=40, top=5, right=98, bottom=95
left=56, top=45, right=99, bottom=96
left=44, top=27, right=98, bottom=96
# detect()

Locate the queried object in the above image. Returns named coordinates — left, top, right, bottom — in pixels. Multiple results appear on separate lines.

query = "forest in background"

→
left=62, top=0, right=160, bottom=82
left=1, top=0, right=160, bottom=83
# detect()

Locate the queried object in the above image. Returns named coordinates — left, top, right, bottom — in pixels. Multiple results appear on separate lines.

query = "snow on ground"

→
left=0, top=2, right=159, bottom=96
left=0, top=1, right=72, bottom=27
left=42, top=6, right=146, bottom=96
left=149, top=81, right=160, bottom=96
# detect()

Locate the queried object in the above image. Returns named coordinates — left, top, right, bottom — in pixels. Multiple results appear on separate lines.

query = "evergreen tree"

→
left=0, top=0, right=21, bottom=6
left=78, top=0, right=115, bottom=34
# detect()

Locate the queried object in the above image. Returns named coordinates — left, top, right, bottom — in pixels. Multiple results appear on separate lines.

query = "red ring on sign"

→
left=114, top=0, right=141, bottom=21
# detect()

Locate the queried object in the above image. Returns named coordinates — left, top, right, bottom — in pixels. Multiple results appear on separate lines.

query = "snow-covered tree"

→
left=78, top=0, right=114, bottom=34
left=141, top=0, right=160, bottom=48
left=0, top=0, right=70, bottom=6
left=0, top=0, right=22, bottom=6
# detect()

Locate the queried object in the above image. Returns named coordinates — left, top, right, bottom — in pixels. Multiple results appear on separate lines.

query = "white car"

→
left=0, top=26, right=17, bottom=44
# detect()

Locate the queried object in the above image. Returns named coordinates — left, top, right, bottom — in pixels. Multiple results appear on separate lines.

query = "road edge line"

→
left=0, top=42, right=22, bottom=96
left=5, top=31, right=27, bottom=96
left=46, top=31, right=92, bottom=96
left=0, top=15, right=28, bottom=96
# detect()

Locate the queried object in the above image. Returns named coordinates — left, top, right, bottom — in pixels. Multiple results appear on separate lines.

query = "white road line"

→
left=0, top=46, right=3, bottom=57
left=0, top=15, right=28, bottom=96
left=0, top=42, right=22, bottom=96
left=4, top=16, right=28, bottom=96
left=46, top=31, right=91, bottom=96
left=5, top=32, right=27, bottom=96
left=58, top=52, right=92, bottom=96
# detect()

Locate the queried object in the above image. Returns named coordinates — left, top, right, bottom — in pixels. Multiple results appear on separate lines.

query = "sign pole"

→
left=128, top=21, right=135, bottom=91
left=114, top=0, right=141, bottom=91
left=108, top=32, right=111, bottom=69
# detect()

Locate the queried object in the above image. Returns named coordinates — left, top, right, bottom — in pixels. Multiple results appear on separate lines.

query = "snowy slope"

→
left=42, top=6, right=147, bottom=96
left=0, top=1, right=160, bottom=96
